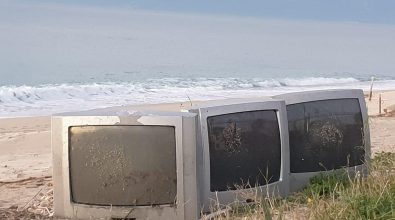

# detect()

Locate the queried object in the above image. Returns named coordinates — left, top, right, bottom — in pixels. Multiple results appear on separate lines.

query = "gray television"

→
left=51, top=110, right=199, bottom=219
left=273, top=89, right=370, bottom=192
left=188, top=98, right=290, bottom=212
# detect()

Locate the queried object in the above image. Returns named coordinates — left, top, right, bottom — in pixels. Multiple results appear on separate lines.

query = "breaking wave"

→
left=0, top=77, right=393, bottom=117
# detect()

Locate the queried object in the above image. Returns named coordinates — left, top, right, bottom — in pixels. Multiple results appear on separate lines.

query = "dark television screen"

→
left=287, top=98, right=365, bottom=173
left=207, top=110, right=281, bottom=191
left=69, top=125, right=177, bottom=206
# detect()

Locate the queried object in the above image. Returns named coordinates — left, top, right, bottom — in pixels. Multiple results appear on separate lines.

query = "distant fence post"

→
left=369, top=76, right=375, bottom=101
left=379, top=93, right=382, bottom=115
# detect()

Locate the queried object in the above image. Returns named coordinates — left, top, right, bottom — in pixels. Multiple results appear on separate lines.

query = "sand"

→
left=0, top=91, right=394, bottom=217
left=0, top=117, right=51, bottom=212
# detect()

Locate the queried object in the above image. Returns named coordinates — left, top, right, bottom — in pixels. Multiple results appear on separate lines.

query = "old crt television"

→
left=189, top=99, right=290, bottom=211
left=51, top=110, right=199, bottom=220
left=273, top=89, right=370, bottom=192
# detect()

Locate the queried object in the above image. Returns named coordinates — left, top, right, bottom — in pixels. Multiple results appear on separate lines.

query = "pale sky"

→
left=11, top=0, right=395, bottom=24
left=1, top=1, right=395, bottom=85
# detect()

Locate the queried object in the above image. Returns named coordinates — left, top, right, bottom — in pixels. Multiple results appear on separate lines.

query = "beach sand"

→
left=0, top=91, right=394, bottom=216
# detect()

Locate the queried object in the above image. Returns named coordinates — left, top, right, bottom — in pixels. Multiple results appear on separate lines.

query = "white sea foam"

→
left=1, top=77, right=394, bottom=117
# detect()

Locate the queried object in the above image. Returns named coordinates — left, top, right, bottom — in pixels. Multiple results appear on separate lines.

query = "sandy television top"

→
left=53, top=96, right=276, bottom=117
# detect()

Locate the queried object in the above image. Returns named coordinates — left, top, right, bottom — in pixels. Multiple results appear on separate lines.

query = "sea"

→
left=2, top=4, right=395, bottom=117
left=1, top=72, right=394, bottom=117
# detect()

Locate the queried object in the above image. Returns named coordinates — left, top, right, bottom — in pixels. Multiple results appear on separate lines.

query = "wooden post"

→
left=369, top=76, right=375, bottom=101
left=379, top=93, right=382, bottom=115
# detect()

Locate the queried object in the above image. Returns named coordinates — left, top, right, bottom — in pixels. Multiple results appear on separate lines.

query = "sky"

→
left=15, top=0, right=395, bottom=24
left=1, top=0, right=395, bottom=85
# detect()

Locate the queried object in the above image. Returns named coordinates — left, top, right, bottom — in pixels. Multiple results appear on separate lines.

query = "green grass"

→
left=208, top=152, right=395, bottom=220
left=307, top=152, right=395, bottom=220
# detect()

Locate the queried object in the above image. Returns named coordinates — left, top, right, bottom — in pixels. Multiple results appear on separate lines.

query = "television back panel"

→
left=189, top=99, right=290, bottom=211
left=273, top=89, right=370, bottom=192
left=52, top=111, right=198, bottom=220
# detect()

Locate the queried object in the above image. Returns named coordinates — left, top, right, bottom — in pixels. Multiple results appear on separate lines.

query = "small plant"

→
left=303, top=169, right=350, bottom=198
left=372, top=151, right=395, bottom=169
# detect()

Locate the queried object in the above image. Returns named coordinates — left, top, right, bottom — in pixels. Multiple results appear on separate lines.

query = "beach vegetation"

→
left=205, top=151, right=395, bottom=219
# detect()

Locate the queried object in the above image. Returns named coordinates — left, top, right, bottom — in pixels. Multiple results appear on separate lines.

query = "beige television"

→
left=188, top=99, right=290, bottom=212
left=51, top=110, right=199, bottom=219
left=273, top=89, right=371, bottom=192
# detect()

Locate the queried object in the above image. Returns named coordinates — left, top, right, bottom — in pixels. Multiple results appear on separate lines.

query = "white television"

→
left=188, top=99, right=290, bottom=212
left=51, top=110, right=199, bottom=219
left=273, top=89, right=370, bottom=192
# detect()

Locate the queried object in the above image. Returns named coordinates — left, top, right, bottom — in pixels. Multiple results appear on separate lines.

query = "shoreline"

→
left=1, top=89, right=395, bottom=119
left=1, top=86, right=395, bottom=118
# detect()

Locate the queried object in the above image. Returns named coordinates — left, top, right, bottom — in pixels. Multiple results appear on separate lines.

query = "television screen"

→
left=69, top=125, right=177, bottom=206
left=287, top=98, right=365, bottom=173
left=207, top=110, right=281, bottom=191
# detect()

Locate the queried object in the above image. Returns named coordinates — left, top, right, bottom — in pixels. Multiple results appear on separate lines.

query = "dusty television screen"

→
left=69, top=125, right=177, bottom=206
left=207, top=110, right=281, bottom=191
left=287, top=98, right=365, bottom=173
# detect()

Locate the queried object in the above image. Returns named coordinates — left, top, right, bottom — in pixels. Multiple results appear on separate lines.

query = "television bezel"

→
left=189, top=99, right=290, bottom=211
left=51, top=112, right=198, bottom=220
left=273, top=89, right=371, bottom=192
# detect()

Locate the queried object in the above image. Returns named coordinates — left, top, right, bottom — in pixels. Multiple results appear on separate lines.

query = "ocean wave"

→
left=280, top=77, right=359, bottom=86
left=0, top=77, right=393, bottom=117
